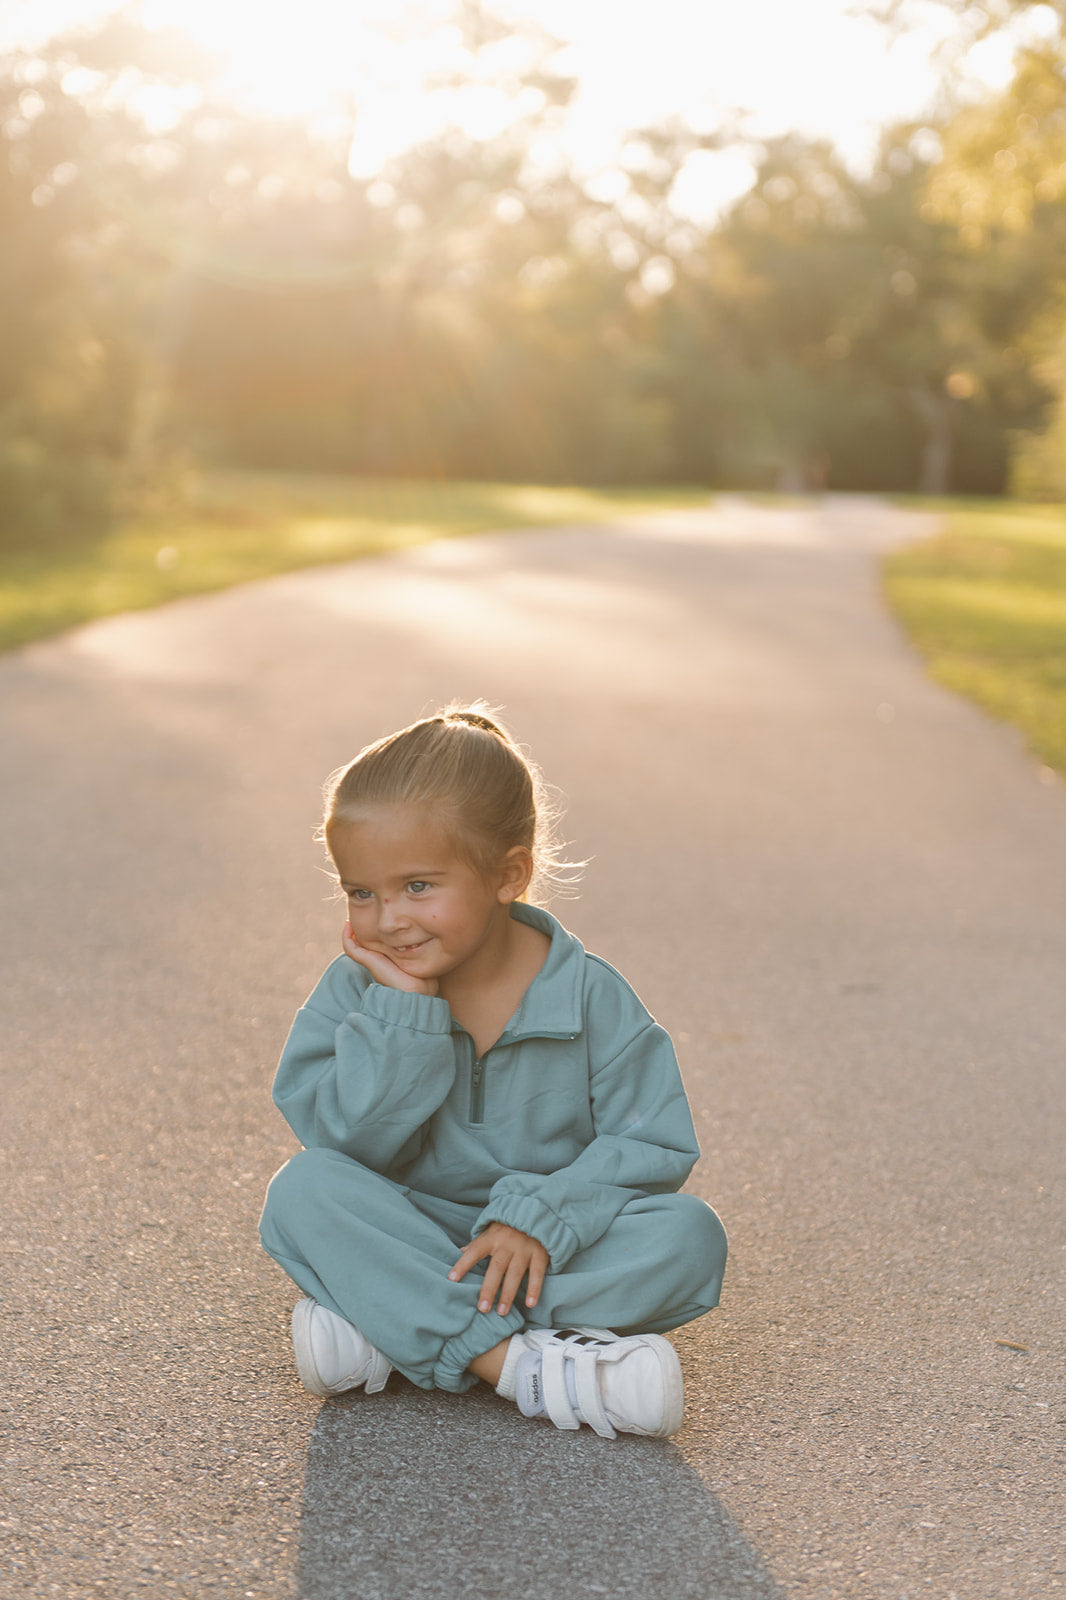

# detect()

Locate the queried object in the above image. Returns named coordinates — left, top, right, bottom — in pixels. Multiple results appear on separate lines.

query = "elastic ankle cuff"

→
left=435, top=1306, right=526, bottom=1393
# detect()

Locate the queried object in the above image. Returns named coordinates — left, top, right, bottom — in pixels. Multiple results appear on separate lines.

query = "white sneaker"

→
left=291, top=1298, right=393, bottom=1397
left=509, top=1327, right=683, bottom=1439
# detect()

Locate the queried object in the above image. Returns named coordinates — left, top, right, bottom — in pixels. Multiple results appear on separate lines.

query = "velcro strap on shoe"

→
left=540, top=1339, right=580, bottom=1430
left=569, top=1345, right=616, bottom=1439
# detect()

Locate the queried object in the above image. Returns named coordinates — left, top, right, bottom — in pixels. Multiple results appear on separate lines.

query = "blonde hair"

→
left=322, top=702, right=581, bottom=905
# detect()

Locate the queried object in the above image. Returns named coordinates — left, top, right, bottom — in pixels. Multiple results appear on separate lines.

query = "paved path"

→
left=1, top=498, right=1063, bottom=1600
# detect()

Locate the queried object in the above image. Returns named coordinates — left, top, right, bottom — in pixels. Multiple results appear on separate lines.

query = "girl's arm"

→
left=472, top=1013, right=699, bottom=1271
left=272, top=956, right=457, bottom=1171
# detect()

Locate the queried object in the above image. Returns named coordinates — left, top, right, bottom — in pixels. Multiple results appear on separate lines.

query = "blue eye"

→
left=349, top=888, right=373, bottom=901
left=407, top=881, right=431, bottom=894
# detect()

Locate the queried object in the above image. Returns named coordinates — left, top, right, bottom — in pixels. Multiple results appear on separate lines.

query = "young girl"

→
left=259, top=706, right=726, bottom=1438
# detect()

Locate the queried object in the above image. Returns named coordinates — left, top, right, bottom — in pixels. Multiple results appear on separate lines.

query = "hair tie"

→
left=451, top=710, right=504, bottom=737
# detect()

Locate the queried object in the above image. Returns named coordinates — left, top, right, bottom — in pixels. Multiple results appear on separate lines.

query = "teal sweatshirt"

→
left=272, top=903, right=700, bottom=1270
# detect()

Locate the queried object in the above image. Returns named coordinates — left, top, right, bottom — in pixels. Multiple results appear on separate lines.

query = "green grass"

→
left=883, top=499, right=1066, bottom=775
left=0, top=471, right=710, bottom=654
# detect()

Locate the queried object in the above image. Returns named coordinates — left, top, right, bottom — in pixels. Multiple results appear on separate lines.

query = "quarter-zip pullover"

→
left=272, top=903, right=700, bottom=1270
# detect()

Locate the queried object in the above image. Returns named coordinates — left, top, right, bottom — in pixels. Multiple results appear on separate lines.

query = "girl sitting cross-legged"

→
left=259, top=703, right=727, bottom=1438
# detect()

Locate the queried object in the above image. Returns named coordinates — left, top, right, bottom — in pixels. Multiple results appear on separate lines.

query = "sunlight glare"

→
left=3, top=0, right=1057, bottom=208
left=139, top=0, right=406, bottom=118
left=669, top=150, right=762, bottom=230
left=513, top=0, right=959, bottom=174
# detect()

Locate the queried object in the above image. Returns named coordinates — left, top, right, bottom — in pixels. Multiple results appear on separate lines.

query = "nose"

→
left=377, top=898, right=409, bottom=935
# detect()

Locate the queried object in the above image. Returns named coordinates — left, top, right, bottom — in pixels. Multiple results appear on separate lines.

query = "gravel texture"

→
left=1, top=496, right=1062, bottom=1599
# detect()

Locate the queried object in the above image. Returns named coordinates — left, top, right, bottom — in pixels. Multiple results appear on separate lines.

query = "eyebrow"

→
left=339, top=867, right=450, bottom=889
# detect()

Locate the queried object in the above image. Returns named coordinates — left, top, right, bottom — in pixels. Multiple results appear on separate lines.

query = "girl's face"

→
left=329, top=804, right=526, bottom=985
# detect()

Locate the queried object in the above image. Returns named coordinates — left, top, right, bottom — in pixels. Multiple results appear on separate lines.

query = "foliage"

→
left=3, top=3, right=1066, bottom=544
left=884, top=500, right=1066, bottom=774
left=650, top=124, right=1052, bottom=491
left=920, top=30, right=1066, bottom=496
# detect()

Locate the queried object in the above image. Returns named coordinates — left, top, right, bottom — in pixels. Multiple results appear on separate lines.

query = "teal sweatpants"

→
left=259, top=1147, right=727, bottom=1393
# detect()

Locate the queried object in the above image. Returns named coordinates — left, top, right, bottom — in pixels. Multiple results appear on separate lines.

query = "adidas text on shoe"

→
left=512, top=1327, right=683, bottom=1439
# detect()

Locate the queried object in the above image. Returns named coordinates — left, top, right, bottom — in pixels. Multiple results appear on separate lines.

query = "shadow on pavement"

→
left=297, top=1380, right=783, bottom=1600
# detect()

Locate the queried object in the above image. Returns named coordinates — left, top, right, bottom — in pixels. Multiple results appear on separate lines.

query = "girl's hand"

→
left=341, top=922, right=439, bottom=996
left=448, top=1223, right=549, bottom=1317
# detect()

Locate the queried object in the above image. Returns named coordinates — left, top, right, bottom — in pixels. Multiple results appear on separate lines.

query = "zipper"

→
left=463, top=1030, right=578, bottom=1123
left=469, top=1048, right=486, bottom=1124
left=461, top=1026, right=580, bottom=1121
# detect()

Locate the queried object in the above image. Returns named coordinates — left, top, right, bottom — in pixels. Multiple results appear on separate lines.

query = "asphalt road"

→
left=1, top=497, right=1063, bottom=1600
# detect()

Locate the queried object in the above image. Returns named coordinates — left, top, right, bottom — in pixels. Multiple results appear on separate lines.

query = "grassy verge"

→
left=883, top=499, right=1066, bottom=775
left=0, top=471, right=709, bottom=654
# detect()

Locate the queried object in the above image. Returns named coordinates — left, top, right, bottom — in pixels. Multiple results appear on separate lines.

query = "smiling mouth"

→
left=391, top=940, right=430, bottom=955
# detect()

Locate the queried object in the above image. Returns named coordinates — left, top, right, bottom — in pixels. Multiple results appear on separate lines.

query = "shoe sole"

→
left=575, top=1326, right=685, bottom=1438
left=291, top=1298, right=331, bottom=1396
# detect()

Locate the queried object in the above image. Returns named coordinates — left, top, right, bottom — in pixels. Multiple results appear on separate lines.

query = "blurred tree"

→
left=0, top=43, right=114, bottom=542
left=167, top=6, right=595, bottom=478
left=4, top=0, right=1065, bottom=545
left=924, top=38, right=1066, bottom=495
left=656, top=126, right=1050, bottom=493
left=850, top=126, right=1050, bottom=493
left=0, top=16, right=225, bottom=542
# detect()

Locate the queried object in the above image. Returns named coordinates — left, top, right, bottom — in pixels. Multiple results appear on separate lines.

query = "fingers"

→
left=448, top=1239, right=508, bottom=1312
left=478, top=1256, right=507, bottom=1315
left=353, top=947, right=401, bottom=984
left=448, top=1237, right=490, bottom=1285
left=503, top=1241, right=549, bottom=1313
left=448, top=1236, right=513, bottom=1312
left=524, top=1251, right=546, bottom=1310
left=448, top=1228, right=549, bottom=1317
left=341, top=924, right=437, bottom=995
left=496, top=1254, right=530, bottom=1318
left=341, top=923, right=374, bottom=967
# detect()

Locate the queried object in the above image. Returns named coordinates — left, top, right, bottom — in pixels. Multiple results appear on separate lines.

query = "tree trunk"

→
left=909, top=385, right=952, bottom=495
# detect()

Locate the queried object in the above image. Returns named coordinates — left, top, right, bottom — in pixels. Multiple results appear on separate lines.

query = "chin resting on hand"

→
left=341, top=922, right=439, bottom=996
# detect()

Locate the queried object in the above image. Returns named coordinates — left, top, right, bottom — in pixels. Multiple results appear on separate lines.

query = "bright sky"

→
left=3, top=0, right=1060, bottom=223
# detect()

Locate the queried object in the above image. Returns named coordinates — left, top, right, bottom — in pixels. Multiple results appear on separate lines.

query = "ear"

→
left=496, top=845, right=534, bottom=903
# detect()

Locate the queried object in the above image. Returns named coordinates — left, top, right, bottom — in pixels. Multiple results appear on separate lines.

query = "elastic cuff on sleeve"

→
left=356, top=985, right=452, bottom=1034
left=474, top=1196, right=581, bottom=1272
